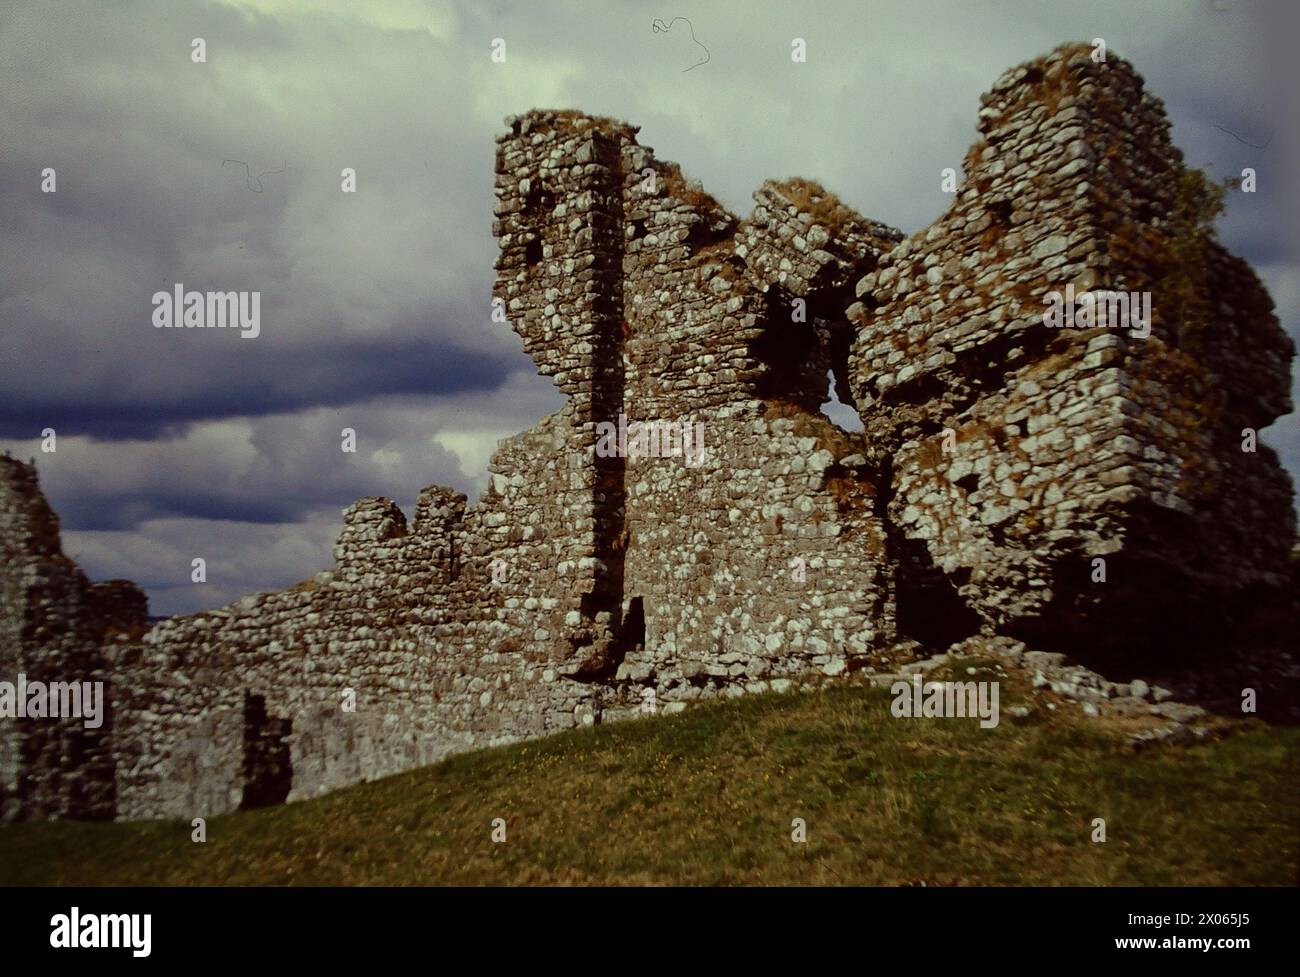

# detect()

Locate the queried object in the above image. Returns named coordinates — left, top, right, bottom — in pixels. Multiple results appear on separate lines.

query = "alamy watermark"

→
left=595, top=413, right=707, bottom=467
left=50, top=908, right=150, bottom=957
left=0, top=674, right=104, bottom=729
left=1042, top=284, right=1151, bottom=340
left=890, top=674, right=1000, bottom=729
left=152, top=284, right=261, bottom=339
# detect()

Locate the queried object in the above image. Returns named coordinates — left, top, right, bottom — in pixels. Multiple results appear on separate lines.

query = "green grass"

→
left=2, top=675, right=1297, bottom=886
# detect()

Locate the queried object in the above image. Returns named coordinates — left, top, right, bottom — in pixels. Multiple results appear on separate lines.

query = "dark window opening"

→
left=754, top=289, right=818, bottom=403
left=894, top=543, right=983, bottom=650
left=240, top=692, right=293, bottom=809
left=685, top=215, right=736, bottom=252
left=754, top=326, right=817, bottom=398
left=622, top=596, right=645, bottom=652
left=520, top=180, right=555, bottom=271
left=524, top=182, right=555, bottom=213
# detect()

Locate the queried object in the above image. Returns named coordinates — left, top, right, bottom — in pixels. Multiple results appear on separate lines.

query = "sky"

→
left=1, top=0, right=1296, bottom=616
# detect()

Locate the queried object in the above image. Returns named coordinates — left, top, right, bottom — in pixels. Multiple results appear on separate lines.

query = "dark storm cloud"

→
left=0, top=0, right=523, bottom=440
left=0, top=329, right=516, bottom=440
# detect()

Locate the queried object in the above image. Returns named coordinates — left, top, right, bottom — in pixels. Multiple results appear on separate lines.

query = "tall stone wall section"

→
left=486, top=116, right=906, bottom=707
left=846, top=43, right=1295, bottom=655
left=0, top=456, right=146, bottom=820
left=612, top=150, right=903, bottom=694
left=1, top=43, right=1293, bottom=822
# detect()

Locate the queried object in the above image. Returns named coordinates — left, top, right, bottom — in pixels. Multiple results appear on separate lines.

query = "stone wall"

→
left=846, top=43, right=1295, bottom=656
left=1, top=42, right=1293, bottom=822
left=0, top=456, right=145, bottom=820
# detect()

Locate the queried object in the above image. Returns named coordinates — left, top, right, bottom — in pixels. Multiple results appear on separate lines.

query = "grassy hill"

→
left=3, top=659, right=1297, bottom=886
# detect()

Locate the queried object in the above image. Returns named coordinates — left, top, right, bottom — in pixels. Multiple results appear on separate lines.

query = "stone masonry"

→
left=1, top=43, right=1294, bottom=821
left=847, top=44, right=1295, bottom=657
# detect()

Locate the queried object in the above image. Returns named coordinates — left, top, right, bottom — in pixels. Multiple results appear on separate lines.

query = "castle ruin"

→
left=2, top=43, right=1294, bottom=822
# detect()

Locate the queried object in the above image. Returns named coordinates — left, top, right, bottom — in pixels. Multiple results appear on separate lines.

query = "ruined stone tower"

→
left=1, top=42, right=1293, bottom=822
left=847, top=45, right=1295, bottom=655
